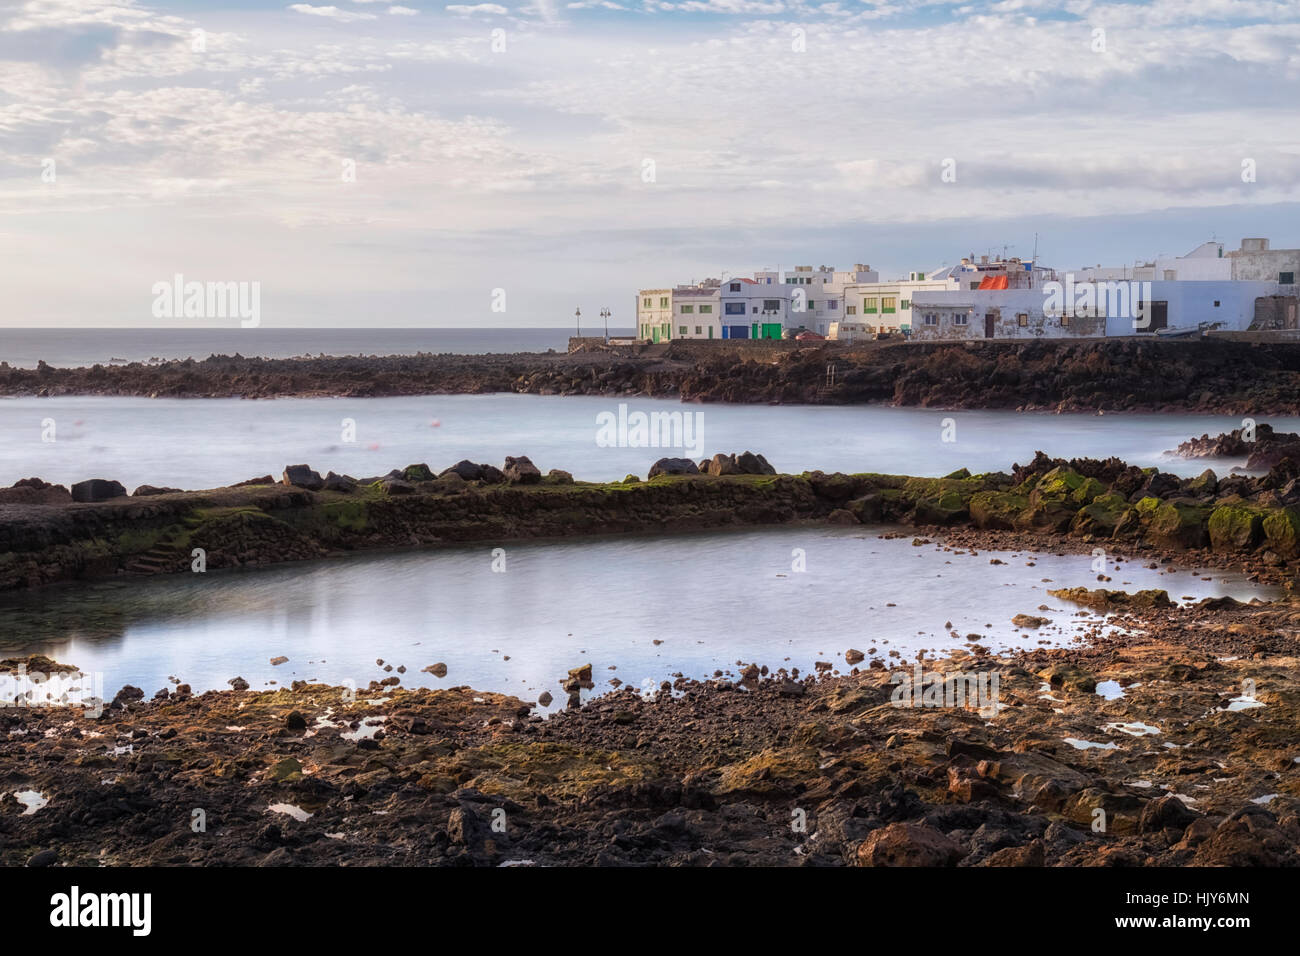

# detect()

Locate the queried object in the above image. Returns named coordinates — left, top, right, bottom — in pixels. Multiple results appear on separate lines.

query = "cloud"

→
left=2, top=0, right=1300, bottom=326
left=287, top=4, right=379, bottom=21
left=444, top=3, right=509, bottom=15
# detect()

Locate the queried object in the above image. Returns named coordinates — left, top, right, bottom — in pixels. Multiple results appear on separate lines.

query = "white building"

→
left=720, top=276, right=789, bottom=339
left=671, top=281, right=722, bottom=339
left=636, top=288, right=673, bottom=343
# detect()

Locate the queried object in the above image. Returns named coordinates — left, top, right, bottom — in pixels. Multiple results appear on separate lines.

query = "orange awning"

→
left=977, top=275, right=1009, bottom=290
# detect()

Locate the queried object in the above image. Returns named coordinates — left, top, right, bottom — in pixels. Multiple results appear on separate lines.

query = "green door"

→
left=652, top=326, right=660, bottom=343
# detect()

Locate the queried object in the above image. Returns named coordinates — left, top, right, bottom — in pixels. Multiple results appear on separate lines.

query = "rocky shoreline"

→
left=3, top=588, right=1298, bottom=867
left=5, top=446, right=1300, bottom=592
left=5, top=448, right=1300, bottom=866
left=7, top=338, right=1300, bottom=412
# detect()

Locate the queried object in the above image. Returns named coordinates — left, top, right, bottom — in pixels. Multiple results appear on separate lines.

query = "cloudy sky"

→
left=2, top=0, right=1299, bottom=327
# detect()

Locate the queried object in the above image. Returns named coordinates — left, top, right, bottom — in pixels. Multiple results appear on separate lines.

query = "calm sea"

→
left=0, top=328, right=635, bottom=369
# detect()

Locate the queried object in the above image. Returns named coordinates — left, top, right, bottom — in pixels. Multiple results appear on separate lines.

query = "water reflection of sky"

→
left=2, top=394, right=1292, bottom=489
left=0, top=527, right=1278, bottom=709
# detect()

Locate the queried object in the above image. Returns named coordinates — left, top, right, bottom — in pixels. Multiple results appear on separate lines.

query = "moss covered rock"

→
left=1262, top=508, right=1300, bottom=559
left=969, top=491, right=1028, bottom=530
left=1070, top=492, right=1129, bottom=537
left=1145, top=499, right=1211, bottom=549
left=1208, top=504, right=1264, bottom=552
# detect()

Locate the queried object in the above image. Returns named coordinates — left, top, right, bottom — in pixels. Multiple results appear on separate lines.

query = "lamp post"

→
left=600, top=307, right=610, bottom=342
left=575, top=307, right=581, bottom=337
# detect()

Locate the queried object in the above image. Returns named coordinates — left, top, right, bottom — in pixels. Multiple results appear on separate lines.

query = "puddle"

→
left=1105, top=721, right=1160, bottom=736
left=267, top=803, right=312, bottom=822
left=13, top=789, right=48, bottom=815
left=1095, top=680, right=1126, bottom=701
left=1064, top=737, right=1119, bottom=751
left=1216, top=696, right=1265, bottom=713
left=341, top=716, right=387, bottom=741
left=1251, top=793, right=1280, bottom=805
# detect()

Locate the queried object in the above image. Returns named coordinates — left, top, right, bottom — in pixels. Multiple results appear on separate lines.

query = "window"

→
left=882, top=296, right=897, bottom=313
left=659, top=297, right=669, bottom=307
left=954, top=313, right=968, bottom=326
left=643, top=298, right=651, bottom=308
left=729, top=282, right=741, bottom=292
left=680, top=304, right=694, bottom=313
left=807, top=300, right=816, bottom=309
left=1282, top=272, right=1295, bottom=285
left=846, top=305, right=857, bottom=315
left=900, top=299, right=910, bottom=310
left=679, top=326, right=687, bottom=336
left=1017, top=313, right=1028, bottom=327
left=725, top=302, right=745, bottom=315
left=864, top=297, right=878, bottom=313
left=699, top=305, right=712, bottom=313
left=751, top=306, right=758, bottom=313
left=829, top=300, right=838, bottom=309
left=1061, top=313, right=1071, bottom=327
left=695, top=326, right=702, bottom=335
left=924, top=313, right=938, bottom=326
left=969, top=281, right=980, bottom=290
left=1213, top=300, right=1220, bottom=308
left=763, top=299, right=781, bottom=311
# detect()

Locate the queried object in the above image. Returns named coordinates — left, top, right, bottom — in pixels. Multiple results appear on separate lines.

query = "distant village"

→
left=631, top=238, right=1300, bottom=344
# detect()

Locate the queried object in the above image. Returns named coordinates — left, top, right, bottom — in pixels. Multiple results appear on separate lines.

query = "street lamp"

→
left=600, top=307, right=610, bottom=342
left=575, top=307, right=581, bottom=337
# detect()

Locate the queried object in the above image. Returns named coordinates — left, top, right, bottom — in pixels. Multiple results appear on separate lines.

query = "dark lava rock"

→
left=132, top=485, right=182, bottom=497
left=503, top=456, right=541, bottom=484
left=27, top=849, right=57, bottom=868
left=285, top=710, right=307, bottom=731
left=282, top=464, right=324, bottom=491
left=70, top=478, right=126, bottom=502
left=380, top=477, right=415, bottom=495
left=323, top=471, right=356, bottom=493
left=441, top=460, right=483, bottom=481
left=111, top=685, right=145, bottom=708
left=228, top=676, right=250, bottom=691
left=648, top=457, right=700, bottom=478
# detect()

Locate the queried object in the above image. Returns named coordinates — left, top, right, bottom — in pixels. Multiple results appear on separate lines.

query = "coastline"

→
left=4, top=590, right=1297, bottom=867
left=6, top=338, right=1300, bottom=413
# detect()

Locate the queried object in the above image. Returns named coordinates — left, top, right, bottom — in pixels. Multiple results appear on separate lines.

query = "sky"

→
left=1, top=0, right=1299, bottom=327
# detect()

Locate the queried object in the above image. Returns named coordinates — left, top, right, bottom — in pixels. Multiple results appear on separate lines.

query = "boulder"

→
left=503, top=456, right=541, bottom=484
left=706, top=454, right=741, bottom=477
left=1208, top=504, right=1263, bottom=552
left=323, top=471, right=356, bottom=493
left=380, top=477, right=414, bottom=495
left=70, top=478, right=127, bottom=502
left=648, top=457, right=699, bottom=478
left=282, top=464, right=325, bottom=491
left=736, top=451, right=776, bottom=475
left=857, top=822, right=962, bottom=867
left=402, top=463, right=434, bottom=482
left=131, top=485, right=181, bottom=497
left=441, top=460, right=483, bottom=481
left=1262, top=508, right=1300, bottom=559
left=827, top=508, right=859, bottom=525
left=479, top=464, right=507, bottom=484
left=546, top=469, right=574, bottom=484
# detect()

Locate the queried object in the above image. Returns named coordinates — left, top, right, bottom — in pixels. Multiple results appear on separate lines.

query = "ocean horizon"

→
left=0, top=327, right=638, bottom=369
